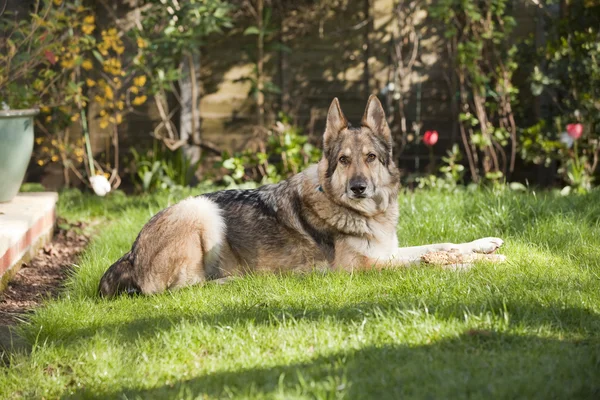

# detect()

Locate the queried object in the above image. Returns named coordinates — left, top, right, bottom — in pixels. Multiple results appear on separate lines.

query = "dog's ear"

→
left=362, top=94, right=392, bottom=150
left=323, top=98, right=347, bottom=153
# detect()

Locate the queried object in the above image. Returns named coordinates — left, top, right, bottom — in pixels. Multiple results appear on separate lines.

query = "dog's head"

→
left=318, top=95, right=400, bottom=213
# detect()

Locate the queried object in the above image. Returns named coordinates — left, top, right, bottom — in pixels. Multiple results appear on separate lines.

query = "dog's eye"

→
left=366, top=153, right=376, bottom=162
left=339, top=156, right=350, bottom=165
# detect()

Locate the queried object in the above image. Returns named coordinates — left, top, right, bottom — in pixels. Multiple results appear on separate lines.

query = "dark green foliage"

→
left=219, top=113, right=321, bottom=186
left=130, top=141, right=198, bottom=192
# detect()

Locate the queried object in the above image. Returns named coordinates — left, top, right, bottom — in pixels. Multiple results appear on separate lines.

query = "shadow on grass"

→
left=66, top=332, right=600, bottom=399
left=47, top=291, right=600, bottom=348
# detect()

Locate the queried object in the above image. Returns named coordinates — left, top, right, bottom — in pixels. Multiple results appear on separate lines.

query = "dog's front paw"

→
left=465, top=237, right=504, bottom=254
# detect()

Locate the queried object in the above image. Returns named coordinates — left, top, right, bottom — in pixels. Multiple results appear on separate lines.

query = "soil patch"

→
left=0, top=219, right=89, bottom=326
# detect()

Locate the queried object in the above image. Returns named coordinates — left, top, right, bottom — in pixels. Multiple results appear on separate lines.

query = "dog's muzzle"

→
left=348, top=177, right=370, bottom=199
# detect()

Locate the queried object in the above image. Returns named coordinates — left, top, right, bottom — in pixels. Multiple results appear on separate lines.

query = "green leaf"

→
left=164, top=26, right=176, bottom=36
left=92, top=50, right=105, bottom=63
left=233, top=169, right=244, bottom=180
left=222, top=158, right=236, bottom=169
left=142, top=171, right=153, bottom=191
left=268, top=42, right=292, bottom=53
left=263, top=7, right=272, bottom=26
left=531, top=82, right=544, bottom=97
left=243, top=26, right=260, bottom=35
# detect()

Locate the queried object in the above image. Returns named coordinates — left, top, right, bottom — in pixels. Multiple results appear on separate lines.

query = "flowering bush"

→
left=0, top=1, right=91, bottom=109
left=1, top=1, right=96, bottom=186
left=522, top=1, right=599, bottom=193
left=86, top=27, right=149, bottom=131
left=1, top=0, right=153, bottom=191
left=521, top=119, right=597, bottom=194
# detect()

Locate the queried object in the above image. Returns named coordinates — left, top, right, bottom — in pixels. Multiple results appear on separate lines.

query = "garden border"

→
left=0, top=193, right=58, bottom=292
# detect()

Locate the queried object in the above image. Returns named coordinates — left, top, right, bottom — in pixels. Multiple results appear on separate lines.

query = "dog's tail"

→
left=98, top=253, right=141, bottom=298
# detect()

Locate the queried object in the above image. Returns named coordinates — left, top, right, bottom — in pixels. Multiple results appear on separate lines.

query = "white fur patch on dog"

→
left=170, top=196, right=225, bottom=265
left=344, top=231, right=398, bottom=260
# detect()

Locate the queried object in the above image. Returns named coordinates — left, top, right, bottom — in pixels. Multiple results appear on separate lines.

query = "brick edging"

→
left=0, top=207, right=56, bottom=277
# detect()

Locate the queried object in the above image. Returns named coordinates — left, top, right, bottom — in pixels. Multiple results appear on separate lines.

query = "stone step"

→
left=0, top=193, right=58, bottom=292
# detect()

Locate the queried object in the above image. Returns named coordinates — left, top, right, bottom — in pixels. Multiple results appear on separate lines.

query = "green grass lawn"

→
left=2, top=187, right=600, bottom=399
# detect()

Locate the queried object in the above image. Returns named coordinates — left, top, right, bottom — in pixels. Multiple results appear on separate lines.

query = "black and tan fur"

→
left=99, top=96, right=505, bottom=297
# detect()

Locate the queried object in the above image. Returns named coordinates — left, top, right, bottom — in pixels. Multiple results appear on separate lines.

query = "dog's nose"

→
left=350, top=180, right=367, bottom=195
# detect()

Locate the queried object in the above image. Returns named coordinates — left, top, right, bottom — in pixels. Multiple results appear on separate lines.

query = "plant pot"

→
left=0, top=109, right=39, bottom=203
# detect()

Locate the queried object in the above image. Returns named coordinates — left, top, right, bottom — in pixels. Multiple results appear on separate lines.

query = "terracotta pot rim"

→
left=0, top=109, right=40, bottom=117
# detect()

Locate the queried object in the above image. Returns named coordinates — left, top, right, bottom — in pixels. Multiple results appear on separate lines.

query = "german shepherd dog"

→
left=99, top=95, right=505, bottom=297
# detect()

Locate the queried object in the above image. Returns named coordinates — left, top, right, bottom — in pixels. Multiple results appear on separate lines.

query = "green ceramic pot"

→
left=0, top=109, right=39, bottom=202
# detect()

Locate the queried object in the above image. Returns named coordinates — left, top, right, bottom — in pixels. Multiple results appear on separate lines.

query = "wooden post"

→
left=179, top=51, right=202, bottom=167
left=363, top=0, right=371, bottom=96
left=256, top=0, right=265, bottom=127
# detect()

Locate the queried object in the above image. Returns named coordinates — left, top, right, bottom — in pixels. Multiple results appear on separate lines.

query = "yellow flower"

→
left=35, top=138, right=44, bottom=145
left=130, top=86, right=139, bottom=95
left=116, top=113, right=123, bottom=124
left=102, top=58, right=122, bottom=76
left=45, top=116, right=52, bottom=123
left=103, top=172, right=110, bottom=179
left=40, top=107, right=51, bottom=114
left=71, top=114, right=80, bottom=122
left=98, top=43, right=109, bottom=56
left=100, top=119, right=109, bottom=129
left=81, top=59, right=93, bottom=70
left=53, top=0, right=62, bottom=5
left=133, top=75, right=147, bottom=87
left=77, top=157, right=83, bottom=163
left=86, top=78, right=96, bottom=87
left=60, top=58, right=75, bottom=69
left=132, top=95, right=147, bottom=106
left=37, top=160, right=45, bottom=166
left=82, top=24, right=95, bottom=35
left=51, top=140, right=57, bottom=146
left=104, top=85, right=114, bottom=100
left=83, top=15, right=95, bottom=25
left=137, top=37, right=148, bottom=49
left=116, top=101, right=125, bottom=110
left=42, top=146, right=50, bottom=153
left=51, top=155, right=59, bottom=162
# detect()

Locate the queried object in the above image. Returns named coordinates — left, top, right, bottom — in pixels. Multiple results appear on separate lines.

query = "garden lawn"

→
left=1, top=188, right=600, bottom=399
